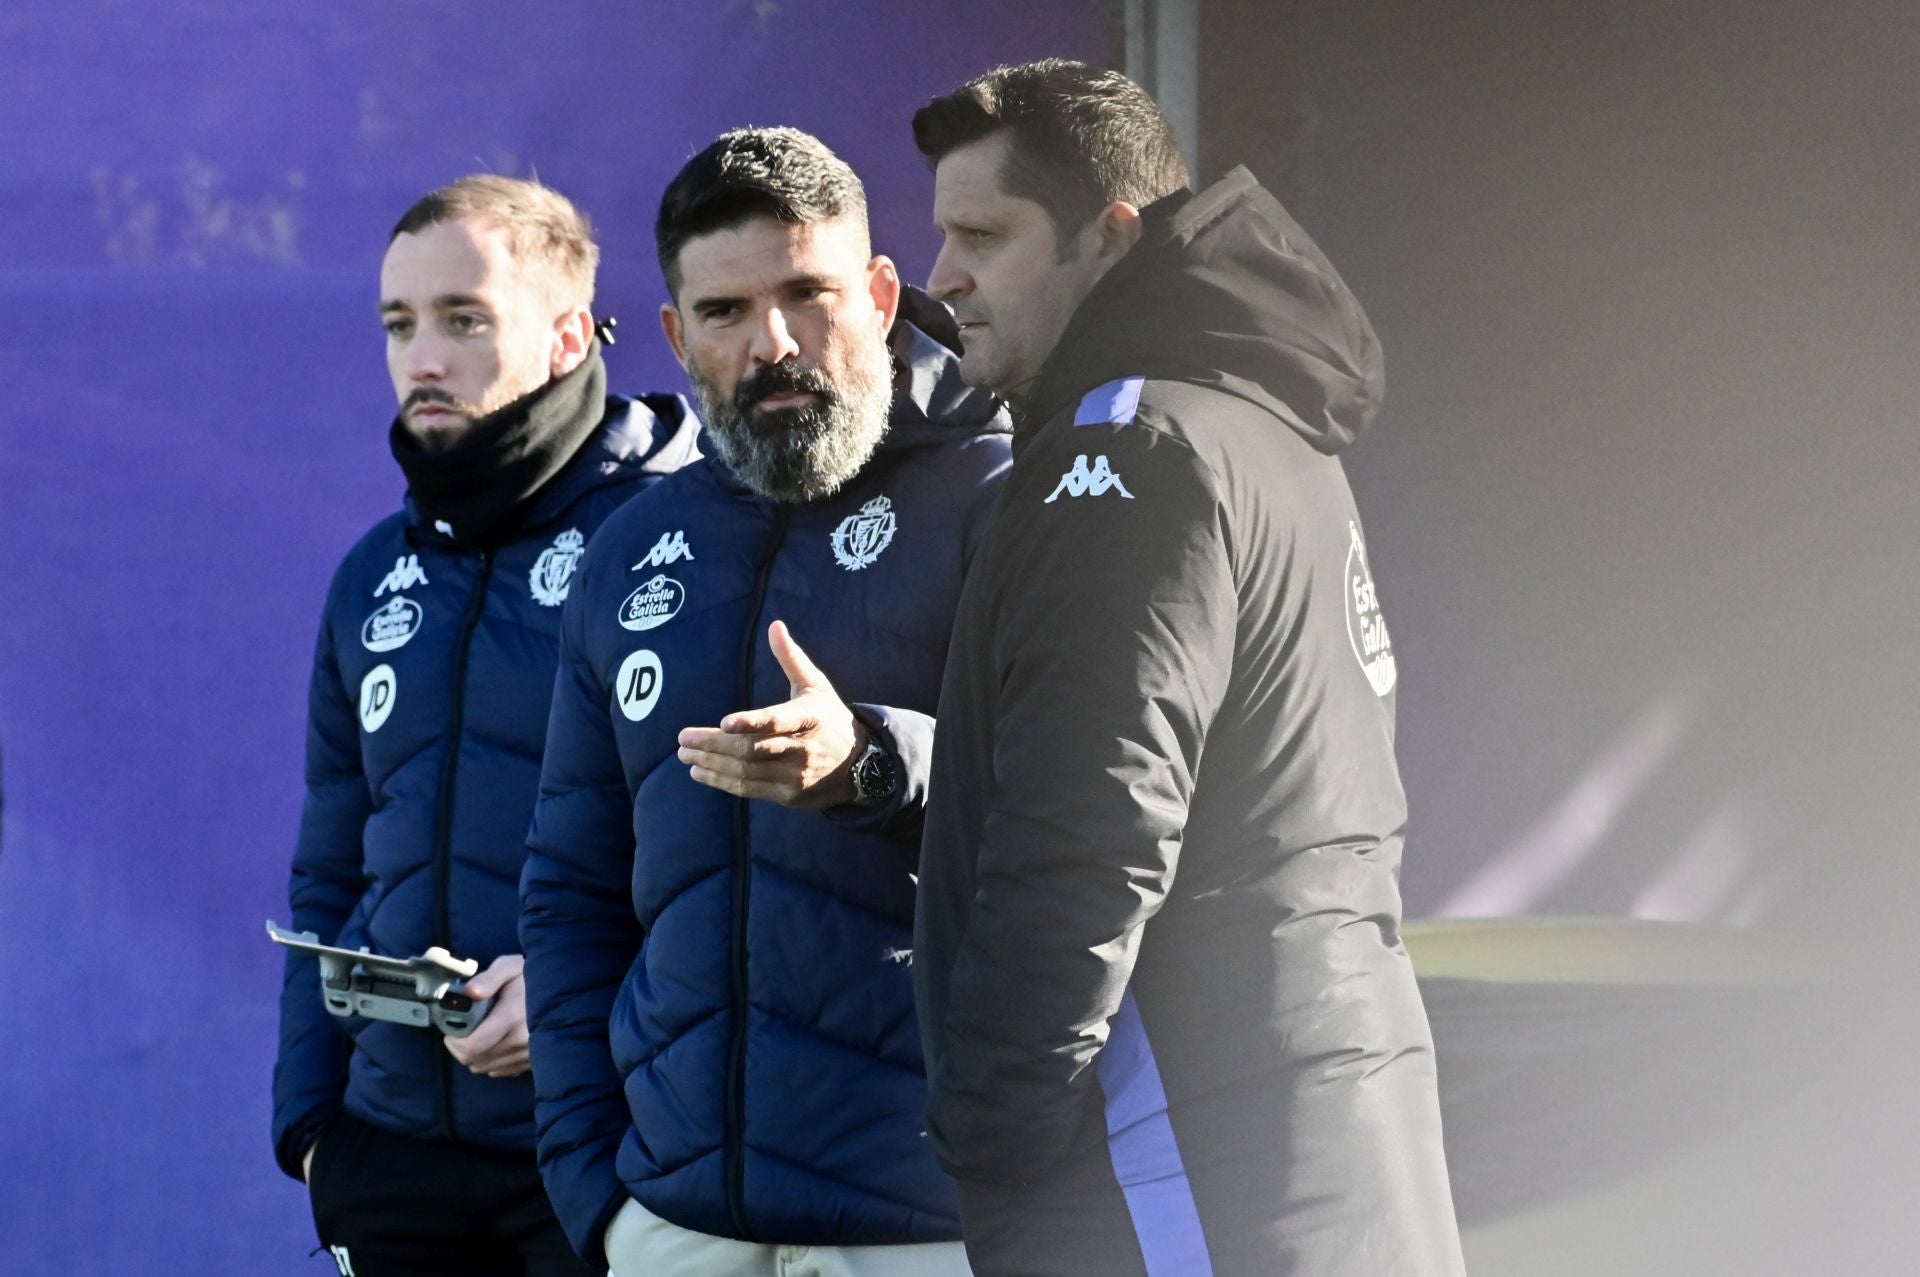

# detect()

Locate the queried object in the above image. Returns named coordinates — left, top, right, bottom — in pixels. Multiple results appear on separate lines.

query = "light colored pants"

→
left=604, top=1196, right=973, bottom=1277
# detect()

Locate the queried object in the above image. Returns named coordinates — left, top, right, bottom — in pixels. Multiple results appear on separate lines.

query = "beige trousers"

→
left=604, top=1196, right=973, bottom=1277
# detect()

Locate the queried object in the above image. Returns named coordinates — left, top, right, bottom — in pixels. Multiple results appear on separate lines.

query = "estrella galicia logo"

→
left=361, top=597, right=424, bottom=653
left=618, top=575, right=686, bottom=632
left=1345, top=522, right=1396, bottom=698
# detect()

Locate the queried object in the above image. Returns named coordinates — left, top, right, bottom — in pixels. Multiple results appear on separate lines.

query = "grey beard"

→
left=692, top=344, right=894, bottom=504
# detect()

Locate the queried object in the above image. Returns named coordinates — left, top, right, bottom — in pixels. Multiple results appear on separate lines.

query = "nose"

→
left=748, top=306, right=800, bottom=367
left=926, top=243, right=970, bottom=304
left=404, top=328, right=449, bottom=383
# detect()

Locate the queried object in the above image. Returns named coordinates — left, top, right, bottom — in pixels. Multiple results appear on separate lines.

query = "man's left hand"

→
left=678, top=620, right=863, bottom=809
left=443, top=954, right=530, bottom=1078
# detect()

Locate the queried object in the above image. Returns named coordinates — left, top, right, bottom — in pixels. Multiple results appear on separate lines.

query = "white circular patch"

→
left=614, top=649, right=664, bottom=722
left=1344, top=522, right=1397, bottom=698
left=359, top=663, right=398, bottom=733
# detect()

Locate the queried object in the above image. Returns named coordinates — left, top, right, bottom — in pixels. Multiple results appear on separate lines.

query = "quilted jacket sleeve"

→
left=271, top=586, right=371, bottom=1180
left=519, top=567, right=645, bottom=1267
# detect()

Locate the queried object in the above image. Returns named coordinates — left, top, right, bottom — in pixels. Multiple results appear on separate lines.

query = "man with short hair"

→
left=911, top=60, right=1466, bottom=1275
left=272, top=174, right=700, bottom=1276
left=519, top=127, right=1008, bottom=1277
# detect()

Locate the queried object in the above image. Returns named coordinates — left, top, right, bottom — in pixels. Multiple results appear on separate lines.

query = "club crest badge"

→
left=831, top=496, right=896, bottom=571
left=530, top=528, right=585, bottom=608
left=1345, top=522, right=1397, bottom=698
left=361, top=597, right=424, bottom=653
left=618, top=575, right=686, bottom=632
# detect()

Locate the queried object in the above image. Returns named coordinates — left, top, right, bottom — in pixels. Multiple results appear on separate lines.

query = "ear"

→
left=1092, top=201, right=1144, bottom=265
left=659, top=302, right=690, bottom=371
left=865, top=254, right=902, bottom=337
left=550, top=305, right=594, bottom=377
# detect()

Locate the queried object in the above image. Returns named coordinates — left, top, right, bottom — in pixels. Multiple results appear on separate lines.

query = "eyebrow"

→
left=378, top=293, right=490, bottom=315
left=686, top=272, right=837, bottom=315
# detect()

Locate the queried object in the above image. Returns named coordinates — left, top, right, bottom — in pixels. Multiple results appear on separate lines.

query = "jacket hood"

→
left=1028, top=167, right=1385, bottom=456
left=885, top=285, right=1012, bottom=448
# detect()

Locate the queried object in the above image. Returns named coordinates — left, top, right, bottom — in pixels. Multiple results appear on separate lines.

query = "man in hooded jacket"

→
left=272, top=175, right=699, bottom=1276
left=910, top=61, right=1465, bottom=1276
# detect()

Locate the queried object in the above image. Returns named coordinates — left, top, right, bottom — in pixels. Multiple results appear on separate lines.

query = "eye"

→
left=449, top=312, right=490, bottom=335
left=383, top=317, right=413, bottom=339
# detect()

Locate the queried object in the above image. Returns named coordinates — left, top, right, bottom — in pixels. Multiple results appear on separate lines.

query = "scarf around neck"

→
left=389, top=343, right=607, bottom=545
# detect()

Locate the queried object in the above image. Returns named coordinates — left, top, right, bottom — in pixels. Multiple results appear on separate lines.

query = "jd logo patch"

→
left=1345, top=522, right=1396, bottom=698
left=633, top=530, right=694, bottom=570
left=530, top=528, right=585, bottom=607
left=614, top=649, right=664, bottom=722
left=831, top=496, right=896, bottom=571
left=359, top=664, right=397, bottom=733
left=361, top=597, right=423, bottom=653
left=618, top=575, right=686, bottom=631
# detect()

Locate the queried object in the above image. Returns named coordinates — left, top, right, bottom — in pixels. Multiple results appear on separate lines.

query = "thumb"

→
left=769, top=620, right=832, bottom=697
left=463, top=954, right=524, bottom=999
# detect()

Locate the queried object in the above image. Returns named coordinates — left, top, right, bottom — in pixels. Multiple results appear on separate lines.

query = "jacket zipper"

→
left=433, top=549, right=495, bottom=1141
left=726, top=505, right=789, bottom=1240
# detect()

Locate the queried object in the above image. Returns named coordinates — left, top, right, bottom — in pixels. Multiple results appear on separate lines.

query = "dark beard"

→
left=691, top=344, right=893, bottom=503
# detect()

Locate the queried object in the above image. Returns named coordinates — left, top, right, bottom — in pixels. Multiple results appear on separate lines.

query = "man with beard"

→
left=908, top=62, right=1464, bottom=1276
left=272, top=175, right=699, bottom=1276
left=519, top=128, right=1009, bottom=1276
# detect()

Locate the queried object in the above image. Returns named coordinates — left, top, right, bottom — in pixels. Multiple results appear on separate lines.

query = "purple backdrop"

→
left=0, top=4, right=1102, bottom=1270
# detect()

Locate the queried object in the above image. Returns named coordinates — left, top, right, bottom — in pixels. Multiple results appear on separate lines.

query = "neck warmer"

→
left=389, top=343, right=606, bottom=545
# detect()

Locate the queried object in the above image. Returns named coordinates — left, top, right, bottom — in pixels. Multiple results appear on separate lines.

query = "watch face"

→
left=855, top=743, right=896, bottom=805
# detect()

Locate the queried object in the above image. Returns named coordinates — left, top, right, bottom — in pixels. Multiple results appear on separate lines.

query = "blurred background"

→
left=1, top=0, right=1914, bottom=1270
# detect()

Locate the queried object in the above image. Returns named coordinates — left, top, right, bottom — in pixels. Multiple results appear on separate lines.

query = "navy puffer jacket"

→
left=520, top=300, right=1010, bottom=1262
left=272, top=386, right=700, bottom=1179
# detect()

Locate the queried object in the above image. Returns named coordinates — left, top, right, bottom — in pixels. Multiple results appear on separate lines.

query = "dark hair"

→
left=655, top=127, right=869, bottom=296
left=913, top=59, right=1189, bottom=250
left=390, top=175, right=598, bottom=307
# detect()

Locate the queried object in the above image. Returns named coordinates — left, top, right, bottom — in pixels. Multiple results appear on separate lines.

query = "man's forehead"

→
left=677, top=215, right=866, bottom=294
left=380, top=216, right=519, bottom=298
left=932, top=133, right=1026, bottom=215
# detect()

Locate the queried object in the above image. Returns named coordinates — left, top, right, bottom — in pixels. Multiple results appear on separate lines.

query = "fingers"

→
left=769, top=620, right=831, bottom=696
left=684, top=762, right=807, bottom=805
left=461, top=953, right=524, bottom=1001
left=679, top=727, right=807, bottom=762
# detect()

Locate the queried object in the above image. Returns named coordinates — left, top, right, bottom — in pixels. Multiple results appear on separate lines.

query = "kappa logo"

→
left=361, top=597, right=424, bottom=653
left=1344, top=522, right=1397, bottom=698
left=618, top=575, right=686, bottom=632
left=359, top=664, right=397, bottom=733
left=614, top=649, right=664, bottom=722
left=1044, top=454, right=1134, bottom=504
left=375, top=554, right=429, bottom=596
left=831, top=495, right=897, bottom=571
left=328, top=1245, right=357, bottom=1276
left=530, top=528, right=586, bottom=607
left=632, top=530, right=694, bottom=570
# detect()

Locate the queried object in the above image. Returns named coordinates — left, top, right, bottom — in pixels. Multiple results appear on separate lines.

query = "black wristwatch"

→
left=849, top=736, right=899, bottom=808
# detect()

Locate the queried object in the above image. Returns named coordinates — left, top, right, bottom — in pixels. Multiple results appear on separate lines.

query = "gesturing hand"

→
left=442, top=954, right=530, bottom=1078
left=677, top=620, right=864, bottom=810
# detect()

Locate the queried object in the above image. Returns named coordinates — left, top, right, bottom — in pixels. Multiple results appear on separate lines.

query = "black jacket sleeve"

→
left=271, top=593, right=371, bottom=1180
left=925, top=421, right=1237, bottom=1184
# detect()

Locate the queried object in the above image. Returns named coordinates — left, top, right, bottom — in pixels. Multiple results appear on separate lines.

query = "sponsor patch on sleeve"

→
left=1073, top=377, right=1145, bottom=427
